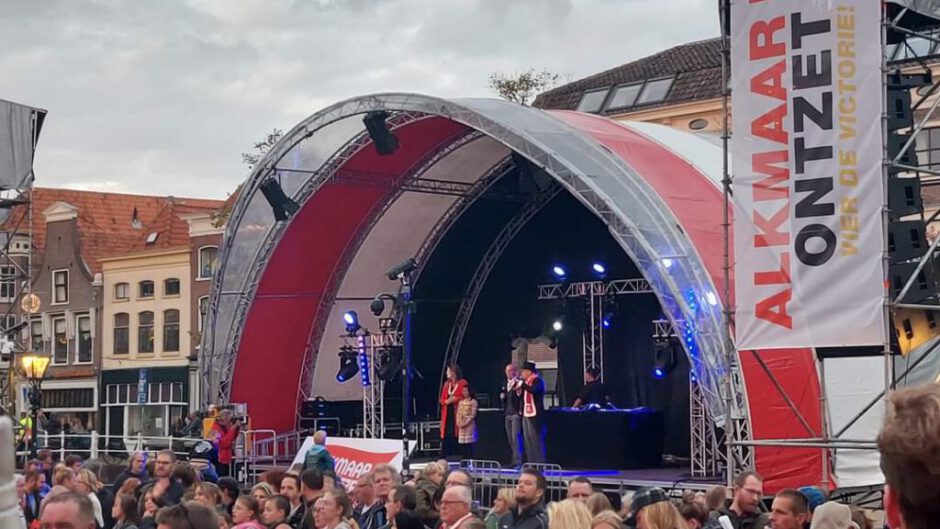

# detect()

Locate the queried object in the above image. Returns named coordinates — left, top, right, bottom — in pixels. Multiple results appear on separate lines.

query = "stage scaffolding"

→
left=718, top=0, right=940, bottom=491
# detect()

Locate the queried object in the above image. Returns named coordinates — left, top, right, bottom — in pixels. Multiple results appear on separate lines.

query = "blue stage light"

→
left=343, top=310, right=360, bottom=335
left=591, top=262, right=607, bottom=278
left=602, top=317, right=611, bottom=328
left=653, top=367, right=665, bottom=379
left=552, top=265, right=568, bottom=279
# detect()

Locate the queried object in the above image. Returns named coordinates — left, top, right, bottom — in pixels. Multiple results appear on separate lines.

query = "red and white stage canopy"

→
left=201, top=94, right=885, bottom=490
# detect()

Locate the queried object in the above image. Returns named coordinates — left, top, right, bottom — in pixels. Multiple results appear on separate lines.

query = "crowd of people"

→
left=17, top=382, right=940, bottom=529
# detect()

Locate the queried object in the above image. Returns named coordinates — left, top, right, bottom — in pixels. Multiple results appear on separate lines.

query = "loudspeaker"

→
left=363, top=111, right=400, bottom=155
left=259, top=178, right=300, bottom=221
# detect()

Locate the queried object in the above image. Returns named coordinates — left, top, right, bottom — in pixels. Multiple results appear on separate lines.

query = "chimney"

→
left=131, top=206, right=142, bottom=230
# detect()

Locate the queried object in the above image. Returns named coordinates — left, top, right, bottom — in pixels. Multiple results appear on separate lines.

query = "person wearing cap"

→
left=518, top=361, right=546, bottom=464
left=769, top=489, right=810, bottom=529
left=809, top=502, right=859, bottom=529
left=623, top=487, right=668, bottom=528
left=498, top=469, right=548, bottom=529
left=797, top=486, right=826, bottom=524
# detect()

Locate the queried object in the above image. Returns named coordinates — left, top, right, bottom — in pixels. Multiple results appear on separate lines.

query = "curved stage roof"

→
left=203, top=94, right=840, bottom=490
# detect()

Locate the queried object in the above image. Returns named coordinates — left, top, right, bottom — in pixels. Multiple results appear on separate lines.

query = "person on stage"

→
left=519, top=361, right=546, bottom=464
left=500, top=363, right=524, bottom=467
left=439, top=364, right=469, bottom=459
left=571, top=366, right=611, bottom=408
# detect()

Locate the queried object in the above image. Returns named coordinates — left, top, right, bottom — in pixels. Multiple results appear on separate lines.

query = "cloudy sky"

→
left=1, top=0, right=718, bottom=199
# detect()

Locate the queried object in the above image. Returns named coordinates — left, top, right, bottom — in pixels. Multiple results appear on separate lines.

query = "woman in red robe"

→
left=439, top=364, right=468, bottom=459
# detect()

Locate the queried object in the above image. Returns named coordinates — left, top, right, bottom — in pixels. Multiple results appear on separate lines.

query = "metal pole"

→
left=818, top=355, right=830, bottom=490
left=29, top=383, right=38, bottom=460
left=401, top=273, right=414, bottom=474
left=882, top=0, right=896, bottom=416
left=719, top=0, right=735, bottom=486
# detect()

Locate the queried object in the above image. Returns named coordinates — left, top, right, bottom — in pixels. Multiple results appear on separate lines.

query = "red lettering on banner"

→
left=753, top=207, right=789, bottom=247
left=755, top=289, right=793, bottom=329
left=754, top=254, right=791, bottom=285
left=750, top=16, right=786, bottom=60
left=752, top=151, right=790, bottom=201
left=751, top=104, right=789, bottom=144
left=328, top=445, right=399, bottom=485
left=751, top=61, right=787, bottom=101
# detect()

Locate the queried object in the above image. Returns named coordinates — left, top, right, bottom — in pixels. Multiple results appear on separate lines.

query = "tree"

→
left=241, top=128, right=284, bottom=169
left=489, top=68, right=561, bottom=106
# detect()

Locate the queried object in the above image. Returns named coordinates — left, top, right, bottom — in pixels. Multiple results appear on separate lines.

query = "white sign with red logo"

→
left=731, top=0, right=884, bottom=348
left=292, top=436, right=408, bottom=489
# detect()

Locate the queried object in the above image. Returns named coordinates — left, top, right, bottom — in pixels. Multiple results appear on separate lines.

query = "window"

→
left=0, top=265, right=15, bottom=302
left=163, top=309, right=180, bottom=352
left=198, top=247, right=219, bottom=280
left=52, top=316, right=67, bottom=364
left=114, top=282, right=129, bottom=300
left=576, top=88, right=610, bottom=113
left=608, top=83, right=643, bottom=110
left=139, top=281, right=155, bottom=299
left=689, top=118, right=710, bottom=131
left=114, top=313, right=129, bottom=355
left=636, top=77, right=674, bottom=105
left=164, top=278, right=181, bottom=297
left=30, top=319, right=42, bottom=353
left=52, top=270, right=68, bottom=304
left=914, top=127, right=940, bottom=172
left=198, top=296, right=209, bottom=333
left=75, top=314, right=92, bottom=364
left=138, top=312, right=154, bottom=353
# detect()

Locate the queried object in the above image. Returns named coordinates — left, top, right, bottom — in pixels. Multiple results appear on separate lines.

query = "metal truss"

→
left=442, top=183, right=563, bottom=376
left=342, top=331, right=402, bottom=439
left=0, top=189, right=33, bottom=414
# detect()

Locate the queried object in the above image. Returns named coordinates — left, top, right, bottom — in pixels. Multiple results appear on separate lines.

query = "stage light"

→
left=552, top=319, right=563, bottom=332
left=602, top=317, right=612, bottom=329
left=551, top=265, right=567, bottom=280
left=653, top=367, right=665, bottom=379
left=704, top=292, right=718, bottom=306
left=259, top=177, right=300, bottom=222
left=602, top=300, right=617, bottom=329
left=377, top=347, right=403, bottom=382
left=370, top=296, right=386, bottom=316
left=363, top=111, right=400, bottom=155
left=336, top=347, right=359, bottom=383
left=343, top=310, right=361, bottom=335
left=358, top=353, right=371, bottom=387
left=591, top=262, right=607, bottom=279
left=387, top=258, right=418, bottom=281
left=661, top=258, right=674, bottom=269
left=653, top=337, right=679, bottom=380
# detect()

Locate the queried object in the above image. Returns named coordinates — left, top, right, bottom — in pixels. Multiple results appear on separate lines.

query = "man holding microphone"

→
left=500, top=363, right=524, bottom=467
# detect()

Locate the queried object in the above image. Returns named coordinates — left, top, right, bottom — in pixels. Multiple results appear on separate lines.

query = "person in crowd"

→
left=585, top=494, right=612, bottom=517
left=13, top=473, right=27, bottom=529
left=53, top=467, right=76, bottom=490
left=263, top=495, right=294, bottom=529
left=261, top=472, right=289, bottom=493
left=590, top=511, right=625, bottom=529
left=704, top=486, right=725, bottom=514
left=567, top=478, right=592, bottom=503
left=299, top=470, right=326, bottom=529
left=484, top=488, right=515, bottom=529
left=23, top=470, right=43, bottom=527
left=113, top=453, right=149, bottom=495
left=518, top=362, right=546, bottom=464
left=190, top=441, right=221, bottom=484
left=623, top=487, right=668, bottom=529
left=415, top=463, right=443, bottom=527
left=174, top=464, right=199, bottom=492
left=314, top=490, right=354, bottom=529
left=797, top=486, right=826, bottom=522
left=678, top=501, right=716, bottom=529
left=380, top=486, right=417, bottom=529
left=74, top=469, right=104, bottom=528
left=768, top=489, right=810, bottom=529
left=82, top=461, right=114, bottom=529
left=394, top=511, right=425, bottom=529
left=280, top=474, right=306, bottom=528
left=849, top=508, right=871, bottom=529
left=464, top=519, right=486, bottom=529
left=714, top=471, right=765, bottom=529
left=374, top=465, right=399, bottom=503
left=41, top=492, right=96, bottom=529
left=439, top=485, right=475, bottom=529
left=456, top=386, right=479, bottom=459
left=443, top=470, right=472, bottom=490
left=642, top=501, right=688, bottom=529
left=218, top=477, right=242, bottom=516
left=232, top=496, right=266, bottom=529
left=140, top=450, right=186, bottom=508
left=250, top=482, right=275, bottom=509
left=500, top=363, right=524, bottom=468
left=112, top=494, right=142, bottom=529
left=208, top=410, right=242, bottom=479
left=498, top=469, right=547, bottom=529
left=141, top=489, right=166, bottom=529
left=572, top=366, right=611, bottom=408
left=196, top=482, right=224, bottom=511
left=65, top=455, right=84, bottom=474
left=547, top=499, right=591, bottom=529
left=156, top=501, right=221, bottom=529
left=37, top=450, right=55, bottom=484
left=439, top=364, right=469, bottom=460
left=619, top=492, right=634, bottom=520
left=878, top=383, right=940, bottom=529
left=808, top=502, right=856, bottom=529
left=25, top=460, right=51, bottom=497
left=303, top=431, right=336, bottom=475
left=354, top=472, right=385, bottom=529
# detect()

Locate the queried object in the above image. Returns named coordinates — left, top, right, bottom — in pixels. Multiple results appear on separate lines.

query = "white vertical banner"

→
left=732, top=0, right=885, bottom=348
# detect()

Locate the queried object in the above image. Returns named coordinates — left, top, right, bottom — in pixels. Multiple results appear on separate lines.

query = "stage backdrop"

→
left=731, top=0, right=885, bottom=348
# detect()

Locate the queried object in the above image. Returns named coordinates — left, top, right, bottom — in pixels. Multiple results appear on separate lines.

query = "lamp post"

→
left=20, top=353, right=50, bottom=459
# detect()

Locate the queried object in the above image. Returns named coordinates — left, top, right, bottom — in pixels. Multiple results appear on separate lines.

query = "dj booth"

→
left=475, top=407, right=664, bottom=469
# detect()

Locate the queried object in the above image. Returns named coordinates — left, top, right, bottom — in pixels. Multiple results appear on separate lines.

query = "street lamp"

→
left=20, top=353, right=50, bottom=459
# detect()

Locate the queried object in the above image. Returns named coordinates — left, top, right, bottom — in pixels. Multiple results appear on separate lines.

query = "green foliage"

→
left=489, top=68, right=560, bottom=105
